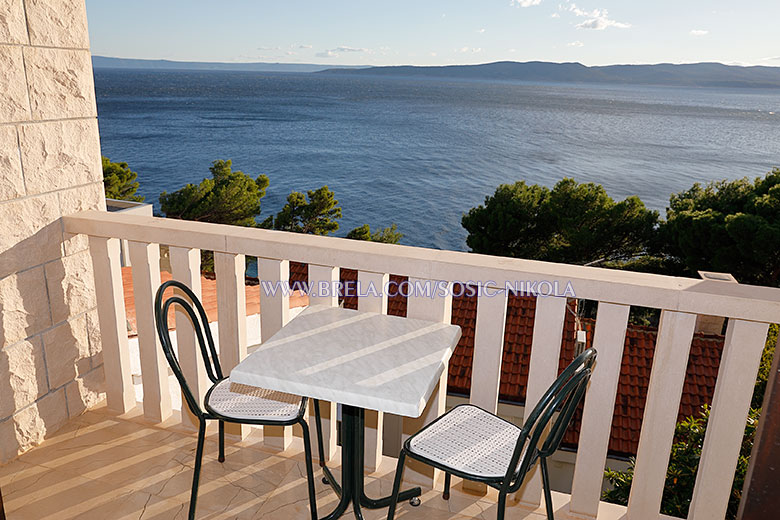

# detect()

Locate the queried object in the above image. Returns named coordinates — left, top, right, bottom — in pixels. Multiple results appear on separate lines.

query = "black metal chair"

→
left=154, top=279, right=324, bottom=520
left=387, top=348, right=597, bottom=520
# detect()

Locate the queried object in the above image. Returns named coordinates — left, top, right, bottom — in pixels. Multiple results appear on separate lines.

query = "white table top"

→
left=230, top=305, right=462, bottom=417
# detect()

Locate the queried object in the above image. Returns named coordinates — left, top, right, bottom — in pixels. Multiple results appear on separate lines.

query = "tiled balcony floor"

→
left=0, top=404, right=560, bottom=520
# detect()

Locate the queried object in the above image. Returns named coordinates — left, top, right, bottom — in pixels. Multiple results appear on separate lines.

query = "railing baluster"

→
left=515, top=295, right=568, bottom=507
left=127, top=241, right=172, bottom=423
left=470, top=286, right=508, bottom=412
left=169, top=246, right=207, bottom=430
left=88, top=236, right=135, bottom=413
left=624, top=310, right=696, bottom=519
left=357, top=270, right=389, bottom=472
left=308, top=263, right=340, bottom=463
left=215, top=252, right=248, bottom=439
left=568, top=302, right=630, bottom=518
left=404, top=278, right=453, bottom=487
left=257, top=258, right=290, bottom=342
left=687, top=319, right=770, bottom=520
left=257, top=257, right=291, bottom=449
left=464, top=286, right=508, bottom=494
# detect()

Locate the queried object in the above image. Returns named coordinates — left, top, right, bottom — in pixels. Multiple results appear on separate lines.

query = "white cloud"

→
left=512, top=0, right=543, bottom=7
left=567, top=40, right=584, bottom=47
left=478, top=28, right=486, bottom=33
left=690, top=29, right=709, bottom=37
left=762, top=56, right=780, bottom=61
left=334, top=46, right=366, bottom=53
left=457, top=47, right=483, bottom=54
left=551, top=13, right=560, bottom=18
left=315, top=46, right=368, bottom=59
left=568, top=4, right=631, bottom=30
left=257, top=46, right=281, bottom=51
left=298, top=44, right=313, bottom=49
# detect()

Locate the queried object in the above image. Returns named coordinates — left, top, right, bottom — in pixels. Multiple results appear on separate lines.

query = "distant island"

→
left=92, top=56, right=368, bottom=73
left=320, top=61, right=780, bottom=88
left=93, top=56, right=780, bottom=88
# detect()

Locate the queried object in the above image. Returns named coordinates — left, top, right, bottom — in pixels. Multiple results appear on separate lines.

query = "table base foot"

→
left=319, top=405, right=423, bottom=520
left=322, top=465, right=342, bottom=498
left=359, top=487, right=422, bottom=509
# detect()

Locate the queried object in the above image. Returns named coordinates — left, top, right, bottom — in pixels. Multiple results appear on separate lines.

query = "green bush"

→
left=346, top=223, right=403, bottom=244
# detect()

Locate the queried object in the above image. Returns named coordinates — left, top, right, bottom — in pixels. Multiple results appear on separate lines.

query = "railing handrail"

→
left=64, top=210, right=780, bottom=322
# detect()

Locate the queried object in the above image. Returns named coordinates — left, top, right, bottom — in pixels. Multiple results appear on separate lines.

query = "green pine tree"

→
left=103, top=156, right=144, bottom=202
left=262, top=185, right=342, bottom=235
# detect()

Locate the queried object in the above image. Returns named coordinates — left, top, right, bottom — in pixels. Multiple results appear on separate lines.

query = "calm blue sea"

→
left=94, top=69, right=780, bottom=251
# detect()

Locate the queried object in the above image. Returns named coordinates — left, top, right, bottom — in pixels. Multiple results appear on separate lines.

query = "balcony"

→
left=4, top=208, right=778, bottom=520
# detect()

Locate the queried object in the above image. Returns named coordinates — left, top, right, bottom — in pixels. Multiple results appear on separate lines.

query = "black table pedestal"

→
left=320, top=405, right=421, bottom=520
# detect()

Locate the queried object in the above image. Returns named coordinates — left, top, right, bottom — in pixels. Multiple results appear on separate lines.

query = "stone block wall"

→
left=0, top=0, right=105, bottom=462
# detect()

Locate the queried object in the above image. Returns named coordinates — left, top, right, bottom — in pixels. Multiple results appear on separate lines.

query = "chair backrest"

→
left=505, top=348, right=597, bottom=491
left=154, top=280, right=224, bottom=418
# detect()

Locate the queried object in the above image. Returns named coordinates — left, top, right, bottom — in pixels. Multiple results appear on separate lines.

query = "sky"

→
left=85, top=1, right=780, bottom=67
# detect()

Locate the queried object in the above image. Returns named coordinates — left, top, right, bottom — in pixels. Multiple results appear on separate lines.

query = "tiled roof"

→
left=446, top=294, right=724, bottom=457
left=291, top=262, right=723, bottom=455
left=122, top=266, right=307, bottom=336
left=172, top=261, right=724, bottom=457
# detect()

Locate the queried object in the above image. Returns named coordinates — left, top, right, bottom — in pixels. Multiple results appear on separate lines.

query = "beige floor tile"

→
left=4, top=465, right=133, bottom=520
left=99, top=492, right=190, bottom=520
left=0, top=459, right=43, bottom=491
left=0, top=408, right=563, bottom=519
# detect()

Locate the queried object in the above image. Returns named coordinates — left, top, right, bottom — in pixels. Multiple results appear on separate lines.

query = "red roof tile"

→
left=331, top=268, right=407, bottom=316
left=448, top=284, right=479, bottom=397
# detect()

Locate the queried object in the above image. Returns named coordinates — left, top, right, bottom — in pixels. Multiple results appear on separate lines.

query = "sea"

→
left=94, top=69, right=780, bottom=251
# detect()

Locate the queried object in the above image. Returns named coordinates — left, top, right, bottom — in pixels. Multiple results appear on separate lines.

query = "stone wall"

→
left=0, top=0, right=105, bottom=462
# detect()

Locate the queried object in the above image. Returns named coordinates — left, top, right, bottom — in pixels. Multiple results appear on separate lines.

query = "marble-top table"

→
left=231, top=304, right=462, bottom=417
left=230, top=304, right=461, bottom=520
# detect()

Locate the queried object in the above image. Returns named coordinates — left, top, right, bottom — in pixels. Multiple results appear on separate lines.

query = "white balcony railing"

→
left=63, top=210, right=780, bottom=520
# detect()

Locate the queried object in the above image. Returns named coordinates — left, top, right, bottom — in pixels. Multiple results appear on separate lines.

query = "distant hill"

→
left=93, top=57, right=780, bottom=88
left=319, top=61, right=780, bottom=88
left=92, top=56, right=368, bottom=73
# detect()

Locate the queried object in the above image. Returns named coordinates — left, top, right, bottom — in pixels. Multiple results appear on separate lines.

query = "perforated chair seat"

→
left=205, top=379, right=304, bottom=422
left=407, top=404, right=525, bottom=480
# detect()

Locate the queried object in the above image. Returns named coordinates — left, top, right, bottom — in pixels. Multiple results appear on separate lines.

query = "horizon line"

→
left=92, top=55, right=779, bottom=70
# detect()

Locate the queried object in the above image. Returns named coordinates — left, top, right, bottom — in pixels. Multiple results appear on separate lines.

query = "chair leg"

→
left=497, top=490, right=507, bottom=520
left=218, top=420, right=225, bottom=463
left=386, top=451, right=407, bottom=520
left=312, top=399, right=326, bottom=467
left=189, top=420, right=207, bottom=520
left=443, top=472, right=451, bottom=500
left=299, top=420, right=319, bottom=520
left=540, top=457, right=555, bottom=520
